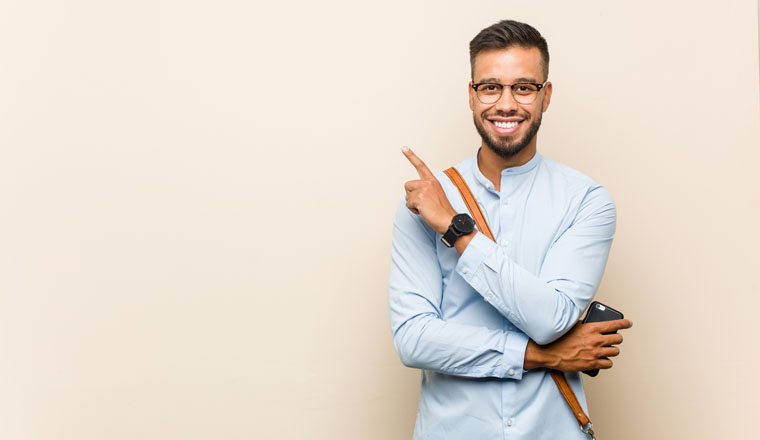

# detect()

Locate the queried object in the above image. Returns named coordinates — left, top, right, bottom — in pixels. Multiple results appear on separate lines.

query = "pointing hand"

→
left=402, top=147, right=457, bottom=235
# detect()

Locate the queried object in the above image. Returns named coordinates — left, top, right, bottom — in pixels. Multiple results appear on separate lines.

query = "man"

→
left=388, top=20, right=633, bottom=439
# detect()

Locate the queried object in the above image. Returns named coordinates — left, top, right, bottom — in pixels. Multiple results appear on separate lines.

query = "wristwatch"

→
left=441, top=213, right=476, bottom=247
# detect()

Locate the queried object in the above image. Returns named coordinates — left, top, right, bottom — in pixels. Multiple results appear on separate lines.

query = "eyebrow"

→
left=476, top=77, right=540, bottom=84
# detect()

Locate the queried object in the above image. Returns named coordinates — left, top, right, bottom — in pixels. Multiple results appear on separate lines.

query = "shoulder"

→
left=534, top=157, right=616, bottom=229
left=538, top=156, right=597, bottom=187
left=538, top=156, right=615, bottom=205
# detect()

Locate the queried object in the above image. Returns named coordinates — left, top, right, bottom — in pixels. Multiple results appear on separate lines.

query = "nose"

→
left=493, top=86, right=519, bottom=113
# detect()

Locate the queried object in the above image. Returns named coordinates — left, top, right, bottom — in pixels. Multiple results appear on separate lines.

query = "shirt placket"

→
left=500, top=171, right=519, bottom=437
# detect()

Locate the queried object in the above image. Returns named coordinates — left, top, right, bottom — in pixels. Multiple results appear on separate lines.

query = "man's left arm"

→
left=455, top=185, right=616, bottom=344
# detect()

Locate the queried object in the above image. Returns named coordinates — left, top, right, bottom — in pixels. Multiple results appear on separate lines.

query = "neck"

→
left=477, top=142, right=537, bottom=192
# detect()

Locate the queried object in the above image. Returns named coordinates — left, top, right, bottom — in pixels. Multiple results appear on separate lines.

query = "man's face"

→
left=468, top=47, right=552, bottom=159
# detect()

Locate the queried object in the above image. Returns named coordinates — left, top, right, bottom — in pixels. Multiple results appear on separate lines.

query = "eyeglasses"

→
left=471, top=81, right=547, bottom=105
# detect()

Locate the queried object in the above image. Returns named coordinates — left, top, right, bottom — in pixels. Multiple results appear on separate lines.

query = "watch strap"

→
left=443, top=166, right=593, bottom=437
left=441, top=227, right=458, bottom=247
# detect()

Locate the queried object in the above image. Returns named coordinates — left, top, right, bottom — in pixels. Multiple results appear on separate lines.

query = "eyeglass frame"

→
left=470, top=81, right=548, bottom=105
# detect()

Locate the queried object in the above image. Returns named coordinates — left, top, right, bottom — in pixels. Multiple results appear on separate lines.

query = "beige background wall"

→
left=1, top=1, right=758, bottom=439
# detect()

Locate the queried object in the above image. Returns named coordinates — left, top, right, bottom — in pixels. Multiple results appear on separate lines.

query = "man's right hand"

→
left=523, top=319, right=633, bottom=372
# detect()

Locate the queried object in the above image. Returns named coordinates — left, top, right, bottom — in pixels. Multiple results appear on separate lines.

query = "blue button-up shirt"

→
left=388, top=151, right=616, bottom=439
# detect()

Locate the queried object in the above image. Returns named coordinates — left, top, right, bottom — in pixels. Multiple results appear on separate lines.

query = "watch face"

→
left=452, top=214, right=475, bottom=234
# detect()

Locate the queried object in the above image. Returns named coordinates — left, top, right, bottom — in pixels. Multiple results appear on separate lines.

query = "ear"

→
left=541, top=81, right=553, bottom=112
left=468, top=82, right=474, bottom=111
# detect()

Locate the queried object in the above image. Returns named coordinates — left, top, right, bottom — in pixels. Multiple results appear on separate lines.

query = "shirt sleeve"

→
left=388, top=197, right=529, bottom=379
left=455, top=185, right=617, bottom=345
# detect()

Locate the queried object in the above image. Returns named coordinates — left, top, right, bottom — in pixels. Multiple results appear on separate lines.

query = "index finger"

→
left=593, top=318, right=633, bottom=333
left=401, top=146, right=434, bottom=179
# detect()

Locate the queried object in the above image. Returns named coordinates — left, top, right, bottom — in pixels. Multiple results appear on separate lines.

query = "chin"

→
left=475, top=114, right=541, bottom=160
left=485, top=138, right=528, bottom=159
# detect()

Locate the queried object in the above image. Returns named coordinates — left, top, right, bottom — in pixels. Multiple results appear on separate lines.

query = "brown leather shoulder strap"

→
left=443, top=167, right=495, bottom=241
left=550, top=370, right=591, bottom=427
left=443, top=166, right=593, bottom=434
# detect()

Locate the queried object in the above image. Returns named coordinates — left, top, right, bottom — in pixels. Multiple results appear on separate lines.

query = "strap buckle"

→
left=581, top=422, right=595, bottom=439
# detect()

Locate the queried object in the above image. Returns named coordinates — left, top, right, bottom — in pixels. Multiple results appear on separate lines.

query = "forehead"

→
left=472, top=46, right=544, bottom=82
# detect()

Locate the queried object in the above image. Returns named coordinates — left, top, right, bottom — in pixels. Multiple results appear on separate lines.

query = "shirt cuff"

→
left=501, top=331, right=529, bottom=380
left=455, top=232, right=496, bottom=282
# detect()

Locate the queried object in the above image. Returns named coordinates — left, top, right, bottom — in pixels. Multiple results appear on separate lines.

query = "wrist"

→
left=436, top=210, right=457, bottom=234
left=453, top=230, right=476, bottom=255
left=523, top=339, right=552, bottom=370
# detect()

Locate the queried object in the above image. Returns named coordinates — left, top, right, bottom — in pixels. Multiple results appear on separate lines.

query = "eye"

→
left=513, top=84, right=537, bottom=95
left=478, top=84, right=501, bottom=94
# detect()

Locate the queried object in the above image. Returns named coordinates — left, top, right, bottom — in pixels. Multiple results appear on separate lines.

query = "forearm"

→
left=392, top=313, right=529, bottom=379
left=453, top=186, right=616, bottom=345
left=389, top=200, right=529, bottom=379
left=456, top=233, right=588, bottom=344
left=522, top=318, right=632, bottom=372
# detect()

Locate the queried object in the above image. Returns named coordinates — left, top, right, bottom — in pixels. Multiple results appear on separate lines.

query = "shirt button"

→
left=501, top=240, right=509, bottom=246
left=506, top=419, right=514, bottom=426
left=502, top=198, right=509, bottom=205
left=461, top=267, right=469, bottom=274
left=508, top=368, right=515, bottom=376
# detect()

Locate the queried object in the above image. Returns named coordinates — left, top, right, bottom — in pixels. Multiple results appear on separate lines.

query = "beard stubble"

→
left=473, top=107, right=543, bottom=159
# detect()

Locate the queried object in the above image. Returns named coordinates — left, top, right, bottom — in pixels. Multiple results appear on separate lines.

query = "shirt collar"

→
left=470, top=148, right=543, bottom=190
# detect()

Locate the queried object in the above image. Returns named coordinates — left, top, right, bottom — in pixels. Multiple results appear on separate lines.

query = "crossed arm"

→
left=389, top=148, right=632, bottom=378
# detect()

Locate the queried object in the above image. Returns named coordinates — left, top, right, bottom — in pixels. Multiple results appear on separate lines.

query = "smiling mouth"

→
left=493, top=121, right=519, bottom=129
left=488, top=119, right=523, bottom=134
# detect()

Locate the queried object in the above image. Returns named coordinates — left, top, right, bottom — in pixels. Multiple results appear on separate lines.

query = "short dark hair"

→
left=469, top=20, right=549, bottom=81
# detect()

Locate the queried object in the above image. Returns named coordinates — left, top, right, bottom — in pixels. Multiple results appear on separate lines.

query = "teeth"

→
left=493, top=121, right=519, bottom=129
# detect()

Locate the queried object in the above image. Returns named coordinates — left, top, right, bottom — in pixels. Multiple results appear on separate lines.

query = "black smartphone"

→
left=581, top=301, right=624, bottom=377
